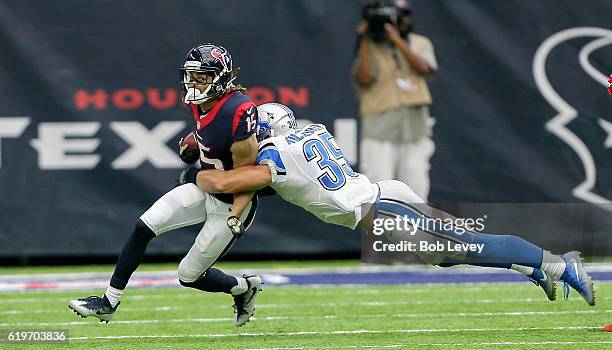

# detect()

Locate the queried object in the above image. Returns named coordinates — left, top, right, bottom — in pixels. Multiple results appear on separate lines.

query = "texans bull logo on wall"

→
left=533, top=27, right=612, bottom=210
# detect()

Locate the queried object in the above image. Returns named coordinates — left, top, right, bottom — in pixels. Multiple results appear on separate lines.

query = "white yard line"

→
left=66, top=326, right=599, bottom=340
left=0, top=285, right=492, bottom=305
left=0, top=293, right=201, bottom=304
left=1, top=310, right=608, bottom=327
left=0, top=285, right=490, bottom=301
left=0, top=296, right=605, bottom=309
left=244, top=346, right=405, bottom=350
left=244, top=341, right=612, bottom=350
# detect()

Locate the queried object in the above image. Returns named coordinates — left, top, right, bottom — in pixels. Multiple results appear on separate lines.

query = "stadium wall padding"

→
left=0, top=0, right=611, bottom=259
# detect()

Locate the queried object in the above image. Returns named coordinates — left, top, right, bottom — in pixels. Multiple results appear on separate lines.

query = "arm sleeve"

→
left=256, top=141, right=287, bottom=184
left=232, top=102, right=258, bottom=141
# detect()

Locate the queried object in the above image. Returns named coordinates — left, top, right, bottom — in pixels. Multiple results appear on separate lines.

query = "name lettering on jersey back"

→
left=285, top=124, right=325, bottom=145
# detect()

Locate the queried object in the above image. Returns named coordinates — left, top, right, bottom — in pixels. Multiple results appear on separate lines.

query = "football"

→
left=178, top=131, right=200, bottom=164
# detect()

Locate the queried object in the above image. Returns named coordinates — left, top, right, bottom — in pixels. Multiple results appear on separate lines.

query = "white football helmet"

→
left=256, top=103, right=298, bottom=141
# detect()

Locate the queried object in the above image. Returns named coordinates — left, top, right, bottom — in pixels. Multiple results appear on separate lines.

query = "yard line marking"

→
left=1, top=290, right=610, bottom=307
left=244, top=341, right=612, bottom=350
left=0, top=287, right=473, bottom=303
left=1, top=308, right=607, bottom=319
left=66, top=326, right=600, bottom=340
left=244, top=346, right=405, bottom=350
left=4, top=307, right=595, bottom=317
left=2, top=310, right=607, bottom=327
left=477, top=341, right=612, bottom=346
left=245, top=348, right=306, bottom=350
left=257, top=296, right=609, bottom=308
left=0, top=293, right=203, bottom=304
left=0, top=285, right=489, bottom=301
left=272, top=286, right=488, bottom=296
left=414, top=341, right=612, bottom=347
left=0, top=305, right=186, bottom=314
left=0, top=285, right=492, bottom=300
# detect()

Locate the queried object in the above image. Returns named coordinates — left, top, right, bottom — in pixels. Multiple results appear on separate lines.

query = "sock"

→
left=230, top=277, right=248, bottom=295
left=439, top=257, right=512, bottom=269
left=439, top=234, right=545, bottom=270
left=109, top=220, right=156, bottom=290
left=179, top=268, right=238, bottom=294
left=104, top=286, right=123, bottom=308
left=510, top=264, right=535, bottom=277
left=467, top=233, right=543, bottom=268
left=540, top=250, right=566, bottom=279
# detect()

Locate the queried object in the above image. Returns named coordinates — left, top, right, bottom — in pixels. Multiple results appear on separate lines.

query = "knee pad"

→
left=177, top=257, right=204, bottom=283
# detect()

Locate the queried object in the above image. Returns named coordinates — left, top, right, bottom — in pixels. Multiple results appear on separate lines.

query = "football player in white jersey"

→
left=179, top=103, right=595, bottom=306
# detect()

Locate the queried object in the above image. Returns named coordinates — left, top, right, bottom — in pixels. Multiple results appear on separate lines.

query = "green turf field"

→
left=0, top=272, right=610, bottom=349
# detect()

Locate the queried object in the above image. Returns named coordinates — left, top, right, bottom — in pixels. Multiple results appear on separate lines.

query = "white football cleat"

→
left=68, top=295, right=119, bottom=323
left=232, top=274, right=263, bottom=327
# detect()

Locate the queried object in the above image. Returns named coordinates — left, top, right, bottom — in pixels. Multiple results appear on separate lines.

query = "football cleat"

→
left=68, top=295, right=120, bottom=323
left=529, top=268, right=557, bottom=301
left=559, top=251, right=595, bottom=306
left=233, top=274, right=263, bottom=327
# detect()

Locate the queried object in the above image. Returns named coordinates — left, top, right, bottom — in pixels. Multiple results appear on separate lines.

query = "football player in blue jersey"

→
left=69, top=44, right=262, bottom=327
left=180, top=103, right=595, bottom=307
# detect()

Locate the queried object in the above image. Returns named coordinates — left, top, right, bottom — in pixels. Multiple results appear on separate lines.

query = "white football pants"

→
left=374, top=180, right=469, bottom=264
left=140, top=184, right=256, bottom=283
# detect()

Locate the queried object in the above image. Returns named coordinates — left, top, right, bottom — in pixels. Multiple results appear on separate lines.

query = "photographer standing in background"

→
left=353, top=0, right=437, bottom=201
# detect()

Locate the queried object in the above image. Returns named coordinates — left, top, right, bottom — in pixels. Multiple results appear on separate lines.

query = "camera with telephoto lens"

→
left=362, top=0, right=399, bottom=42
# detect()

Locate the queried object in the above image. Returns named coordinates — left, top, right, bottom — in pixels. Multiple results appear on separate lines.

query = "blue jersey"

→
left=191, top=92, right=257, bottom=203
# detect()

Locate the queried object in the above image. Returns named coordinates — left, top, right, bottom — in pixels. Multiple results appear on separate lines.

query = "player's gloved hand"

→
left=178, top=137, right=200, bottom=164
left=227, top=216, right=245, bottom=238
left=608, top=74, right=612, bottom=96
left=175, top=167, right=200, bottom=187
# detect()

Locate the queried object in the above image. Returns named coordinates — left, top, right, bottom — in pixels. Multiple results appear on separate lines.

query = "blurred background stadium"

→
left=1, top=0, right=611, bottom=266
left=1, top=1, right=612, bottom=348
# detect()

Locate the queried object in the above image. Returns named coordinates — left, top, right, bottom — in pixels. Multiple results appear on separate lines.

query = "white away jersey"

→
left=256, top=124, right=379, bottom=229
